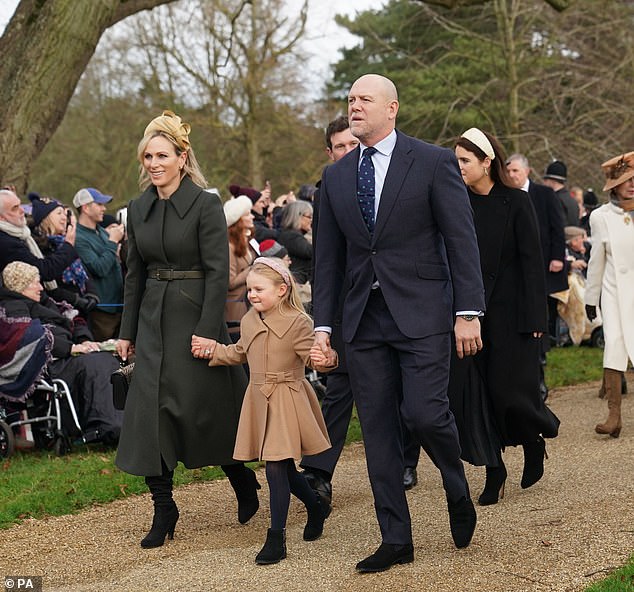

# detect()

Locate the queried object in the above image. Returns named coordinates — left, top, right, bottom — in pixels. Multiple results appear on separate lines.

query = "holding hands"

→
left=311, top=331, right=337, bottom=370
left=191, top=334, right=217, bottom=359
left=310, top=344, right=337, bottom=369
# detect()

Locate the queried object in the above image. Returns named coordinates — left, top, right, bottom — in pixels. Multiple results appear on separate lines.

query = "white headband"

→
left=461, top=128, right=495, bottom=160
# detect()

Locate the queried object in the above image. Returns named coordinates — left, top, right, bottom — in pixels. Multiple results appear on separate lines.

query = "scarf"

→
left=0, top=220, right=57, bottom=290
left=609, top=196, right=634, bottom=222
left=0, top=306, right=53, bottom=402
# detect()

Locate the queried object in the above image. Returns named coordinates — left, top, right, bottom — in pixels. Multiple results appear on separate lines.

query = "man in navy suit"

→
left=312, top=74, right=485, bottom=572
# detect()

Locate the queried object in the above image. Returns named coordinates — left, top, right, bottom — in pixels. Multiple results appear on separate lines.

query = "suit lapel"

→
left=373, top=131, right=413, bottom=243
left=337, top=147, right=371, bottom=239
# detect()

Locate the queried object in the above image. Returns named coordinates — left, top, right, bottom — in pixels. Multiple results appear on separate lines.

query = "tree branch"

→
left=416, top=0, right=571, bottom=11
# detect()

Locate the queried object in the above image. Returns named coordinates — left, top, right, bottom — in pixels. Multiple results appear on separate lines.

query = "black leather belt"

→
left=148, top=269, right=205, bottom=281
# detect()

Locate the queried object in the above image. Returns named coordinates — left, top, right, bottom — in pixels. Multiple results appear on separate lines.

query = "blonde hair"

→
left=137, top=131, right=208, bottom=190
left=248, top=261, right=309, bottom=318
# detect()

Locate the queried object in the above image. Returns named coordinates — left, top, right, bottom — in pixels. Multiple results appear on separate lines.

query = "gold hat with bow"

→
left=144, top=110, right=191, bottom=151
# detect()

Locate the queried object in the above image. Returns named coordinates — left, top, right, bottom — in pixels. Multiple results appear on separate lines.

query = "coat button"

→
left=371, top=250, right=377, bottom=255
left=488, top=273, right=495, bottom=279
left=619, top=267, right=628, bottom=274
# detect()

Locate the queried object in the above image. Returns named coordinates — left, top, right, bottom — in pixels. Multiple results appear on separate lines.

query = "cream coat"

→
left=585, top=203, right=634, bottom=370
left=210, top=306, right=332, bottom=461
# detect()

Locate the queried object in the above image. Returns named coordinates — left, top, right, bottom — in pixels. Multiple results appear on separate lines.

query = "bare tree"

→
left=120, top=0, right=310, bottom=187
left=0, top=0, right=177, bottom=192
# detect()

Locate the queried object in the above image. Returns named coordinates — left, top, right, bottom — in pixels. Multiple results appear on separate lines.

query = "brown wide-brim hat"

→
left=601, top=151, right=634, bottom=192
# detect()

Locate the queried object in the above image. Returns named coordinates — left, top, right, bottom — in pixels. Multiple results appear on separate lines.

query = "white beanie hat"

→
left=223, top=195, right=253, bottom=227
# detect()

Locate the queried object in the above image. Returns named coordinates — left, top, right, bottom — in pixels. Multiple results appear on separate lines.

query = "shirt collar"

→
left=522, top=179, right=531, bottom=192
left=359, top=129, right=397, bottom=157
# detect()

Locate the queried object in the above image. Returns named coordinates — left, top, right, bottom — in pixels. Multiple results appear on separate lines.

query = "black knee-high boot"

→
left=222, top=463, right=261, bottom=524
left=142, top=463, right=179, bottom=548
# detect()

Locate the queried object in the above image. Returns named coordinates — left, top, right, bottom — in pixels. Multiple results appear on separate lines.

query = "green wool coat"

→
left=115, top=176, right=248, bottom=476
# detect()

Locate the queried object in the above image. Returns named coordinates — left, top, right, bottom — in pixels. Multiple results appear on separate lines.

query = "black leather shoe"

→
left=447, top=496, right=476, bottom=549
left=355, top=543, right=414, bottom=573
left=303, top=470, right=332, bottom=509
left=403, top=467, right=418, bottom=490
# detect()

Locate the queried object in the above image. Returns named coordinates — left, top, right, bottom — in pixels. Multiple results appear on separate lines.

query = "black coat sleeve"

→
left=0, top=233, right=78, bottom=282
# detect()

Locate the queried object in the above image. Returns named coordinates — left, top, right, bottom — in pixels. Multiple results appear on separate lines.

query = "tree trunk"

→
left=0, top=0, right=175, bottom=193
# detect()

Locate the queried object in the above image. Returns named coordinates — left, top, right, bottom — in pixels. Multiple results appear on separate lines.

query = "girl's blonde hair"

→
left=137, top=131, right=208, bottom=190
left=248, top=259, right=309, bottom=318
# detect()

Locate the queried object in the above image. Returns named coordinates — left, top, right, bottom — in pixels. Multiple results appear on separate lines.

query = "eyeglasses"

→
left=302, top=214, right=313, bottom=219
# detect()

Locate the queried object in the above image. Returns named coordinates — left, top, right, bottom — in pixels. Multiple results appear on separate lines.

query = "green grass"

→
left=545, top=345, right=603, bottom=388
left=586, top=556, right=634, bottom=592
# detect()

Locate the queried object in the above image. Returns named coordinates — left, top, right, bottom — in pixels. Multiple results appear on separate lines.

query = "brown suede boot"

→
left=597, top=374, right=606, bottom=399
left=595, top=368, right=622, bottom=438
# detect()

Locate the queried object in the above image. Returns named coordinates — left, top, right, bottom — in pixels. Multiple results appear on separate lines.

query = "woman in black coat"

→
left=450, top=128, right=560, bottom=506
left=0, top=261, right=122, bottom=444
left=115, top=111, right=257, bottom=549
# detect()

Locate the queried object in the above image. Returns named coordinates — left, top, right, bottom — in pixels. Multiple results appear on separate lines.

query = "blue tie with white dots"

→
left=357, top=146, right=377, bottom=234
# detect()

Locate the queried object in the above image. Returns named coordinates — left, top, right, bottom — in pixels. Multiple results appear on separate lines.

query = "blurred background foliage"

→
left=22, top=0, right=634, bottom=211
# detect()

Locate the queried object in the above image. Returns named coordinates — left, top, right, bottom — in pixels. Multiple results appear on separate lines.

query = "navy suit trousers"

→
left=346, top=288, right=468, bottom=544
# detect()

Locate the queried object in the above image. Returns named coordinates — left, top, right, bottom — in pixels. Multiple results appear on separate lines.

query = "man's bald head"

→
left=348, top=74, right=399, bottom=147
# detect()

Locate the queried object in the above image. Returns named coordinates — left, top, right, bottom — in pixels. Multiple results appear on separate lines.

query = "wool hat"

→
left=543, top=160, right=567, bottom=182
left=72, top=187, right=112, bottom=209
left=28, top=192, right=63, bottom=227
left=564, top=226, right=585, bottom=242
left=601, top=151, right=634, bottom=192
left=259, top=239, right=288, bottom=259
left=2, top=261, right=40, bottom=294
left=229, top=184, right=261, bottom=205
left=223, top=195, right=253, bottom=227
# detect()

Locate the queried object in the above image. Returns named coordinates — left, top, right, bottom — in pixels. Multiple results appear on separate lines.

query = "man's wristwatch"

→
left=457, top=314, right=477, bottom=321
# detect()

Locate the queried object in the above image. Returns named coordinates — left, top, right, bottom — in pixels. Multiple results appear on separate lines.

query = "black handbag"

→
left=111, top=361, right=134, bottom=410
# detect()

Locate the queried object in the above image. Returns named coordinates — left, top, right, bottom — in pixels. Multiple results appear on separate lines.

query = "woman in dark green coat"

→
left=115, top=111, right=259, bottom=548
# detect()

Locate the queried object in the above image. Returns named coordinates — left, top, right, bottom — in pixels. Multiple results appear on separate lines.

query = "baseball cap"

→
left=72, top=187, right=113, bottom=208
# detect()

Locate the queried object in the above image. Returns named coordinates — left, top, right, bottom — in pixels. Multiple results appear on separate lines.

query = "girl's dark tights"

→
left=266, top=458, right=319, bottom=530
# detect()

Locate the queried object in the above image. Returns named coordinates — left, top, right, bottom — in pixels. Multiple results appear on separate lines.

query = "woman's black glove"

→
left=585, top=304, right=597, bottom=322
left=74, top=293, right=100, bottom=314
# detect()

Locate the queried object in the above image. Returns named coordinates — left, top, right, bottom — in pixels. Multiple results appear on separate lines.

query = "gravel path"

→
left=1, top=378, right=633, bottom=592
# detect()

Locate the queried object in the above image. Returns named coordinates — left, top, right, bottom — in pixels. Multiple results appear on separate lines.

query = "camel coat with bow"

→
left=210, top=306, right=331, bottom=462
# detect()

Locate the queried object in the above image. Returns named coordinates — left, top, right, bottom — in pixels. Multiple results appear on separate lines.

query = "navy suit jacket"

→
left=313, top=130, right=485, bottom=343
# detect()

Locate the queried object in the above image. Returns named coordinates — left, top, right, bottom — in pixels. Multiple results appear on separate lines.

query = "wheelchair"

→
left=0, top=376, right=85, bottom=458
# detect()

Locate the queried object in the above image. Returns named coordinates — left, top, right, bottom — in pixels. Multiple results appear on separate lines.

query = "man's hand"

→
left=454, top=316, right=483, bottom=359
left=313, top=331, right=331, bottom=356
left=106, top=223, right=125, bottom=244
left=549, top=259, right=564, bottom=273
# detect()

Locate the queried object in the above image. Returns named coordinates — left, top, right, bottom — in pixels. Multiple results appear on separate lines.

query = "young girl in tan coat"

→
left=203, top=257, right=335, bottom=565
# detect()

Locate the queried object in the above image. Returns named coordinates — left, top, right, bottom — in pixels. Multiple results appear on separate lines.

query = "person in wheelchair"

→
left=0, top=261, right=122, bottom=445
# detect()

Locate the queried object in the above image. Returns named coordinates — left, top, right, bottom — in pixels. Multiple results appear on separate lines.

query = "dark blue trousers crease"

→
left=345, top=288, right=468, bottom=545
